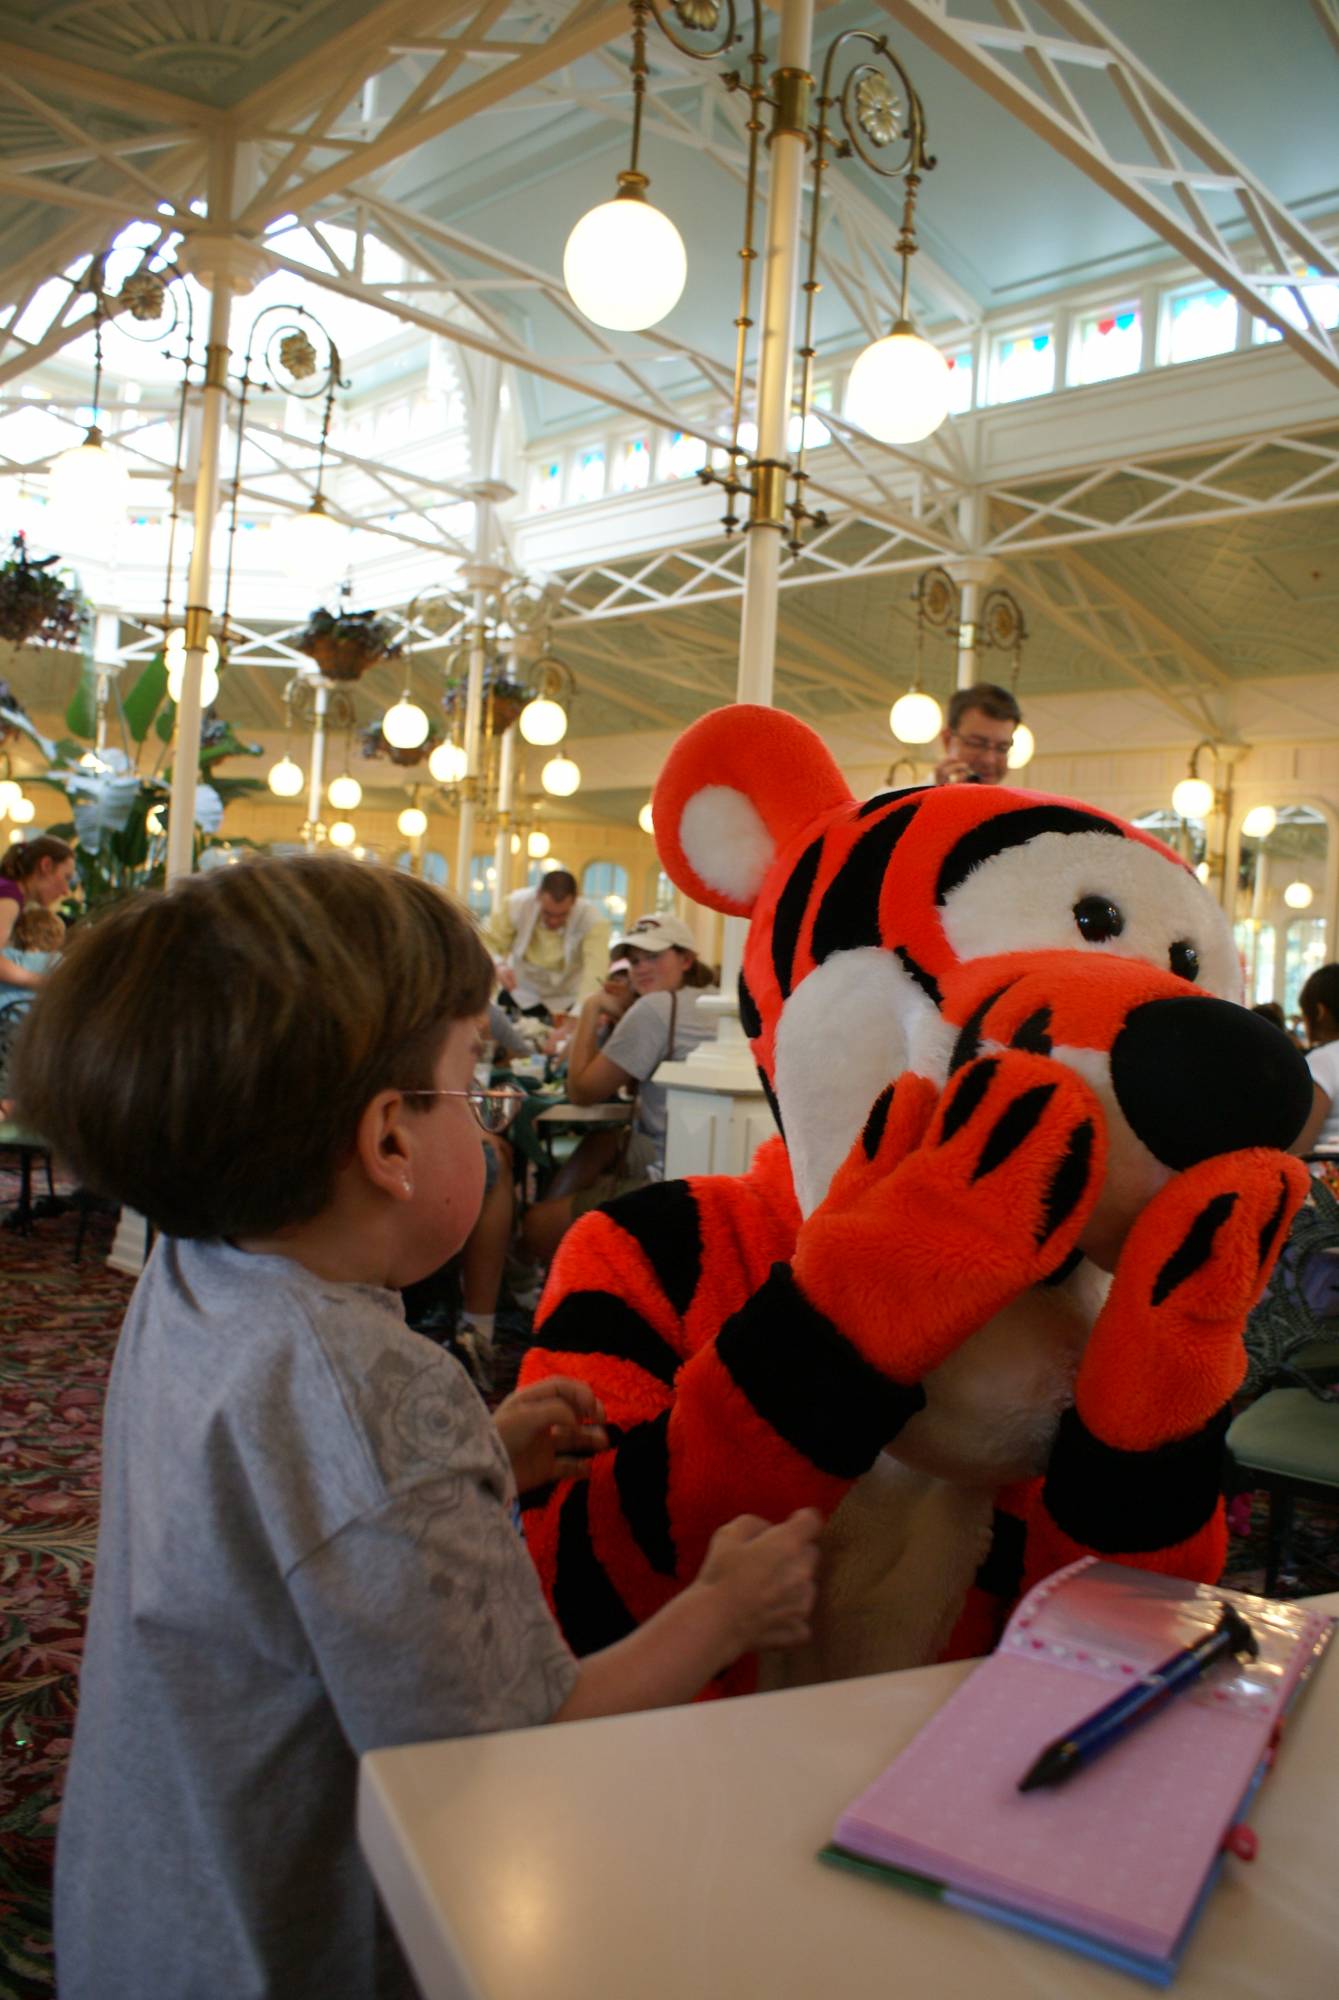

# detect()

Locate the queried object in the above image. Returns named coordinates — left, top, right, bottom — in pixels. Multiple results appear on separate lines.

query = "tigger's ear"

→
left=652, top=705, right=853, bottom=916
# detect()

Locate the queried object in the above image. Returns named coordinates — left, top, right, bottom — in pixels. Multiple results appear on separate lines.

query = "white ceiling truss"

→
left=0, top=2, right=1337, bottom=761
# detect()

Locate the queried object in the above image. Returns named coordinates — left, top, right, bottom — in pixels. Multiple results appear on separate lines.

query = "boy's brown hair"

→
left=13, top=855, right=492, bottom=1238
left=11, top=905, right=64, bottom=951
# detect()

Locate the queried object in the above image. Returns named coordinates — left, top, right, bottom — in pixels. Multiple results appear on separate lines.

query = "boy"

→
left=15, top=856, right=819, bottom=2000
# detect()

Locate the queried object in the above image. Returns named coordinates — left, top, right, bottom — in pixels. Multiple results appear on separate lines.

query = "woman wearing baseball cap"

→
left=521, top=913, right=718, bottom=1265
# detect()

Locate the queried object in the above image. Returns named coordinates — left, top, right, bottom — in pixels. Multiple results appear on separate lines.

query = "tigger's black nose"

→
left=1110, top=997, right=1314, bottom=1170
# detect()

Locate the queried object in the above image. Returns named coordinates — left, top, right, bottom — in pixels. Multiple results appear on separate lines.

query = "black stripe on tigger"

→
left=948, top=982, right=1013, bottom=1075
left=936, top=805, right=1125, bottom=905
left=603, top=1180, right=702, bottom=1320
left=772, top=833, right=825, bottom=998
left=938, top=1056, right=998, bottom=1143
left=894, top=944, right=942, bottom=1007
left=612, top=1409, right=677, bottom=1577
left=1041, top=1245, right=1084, bottom=1287
left=554, top=1482, right=639, bottom=1656
left=861, top=1083, right=896, bottom=1160
left=855, top=785, right=932, bottom=820
left=538, top=1291, right=682, bottom=1388
left=1257, top=1172, right=1292, bottom=1271
left=1042, top=1403, right=1231, bottom=1552
left=810, top=801, right=922, bottom=965
left=971, top=1082, right=1057, bottom=1182
left=1009, top=1005, right=1053, bottom=1054
left=1038, top=1119, right=1096, bottom=1246
left=738, top=970, right=762, bottom=1040
left=1151, top=1191, right=1239, bottom=1306
left=973, top=1508, right=1027, bottom=1602
left=716, top=1264, right=926, bottom=1479
left=758, top=1066, right=785, bottom=1137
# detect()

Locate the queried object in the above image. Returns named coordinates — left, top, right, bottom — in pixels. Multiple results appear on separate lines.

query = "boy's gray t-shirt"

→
left=55, top=1237, right=578, bottom=2000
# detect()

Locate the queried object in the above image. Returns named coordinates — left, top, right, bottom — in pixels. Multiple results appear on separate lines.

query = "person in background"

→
left=487, top=868, right=609, bottom=1021
left=15, top=855, right=820, bottom=2000
left=1251, top=1000, right=1289, bottom=1034
left=521, top=913, right=718, bottom=1265
left=933, top=682, right=1022, bottom=786
left=0, top=902, right=65, bottom=1115
left=1292, top=963, right=1339, bottom=1162
left=0, top=833, right=76, bottom=994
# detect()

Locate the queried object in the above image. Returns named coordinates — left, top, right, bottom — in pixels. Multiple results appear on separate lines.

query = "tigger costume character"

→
left=518, top=705, right=1314, bottom=1689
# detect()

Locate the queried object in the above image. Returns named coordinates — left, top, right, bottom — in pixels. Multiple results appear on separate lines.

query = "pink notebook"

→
left=827, top=1560, right=1333, bottom=1985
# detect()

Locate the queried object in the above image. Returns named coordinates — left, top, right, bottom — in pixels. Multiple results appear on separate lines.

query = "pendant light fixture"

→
left=382, top=693, right=431, bottom=751
left=48, top=268, right=131, bottom=538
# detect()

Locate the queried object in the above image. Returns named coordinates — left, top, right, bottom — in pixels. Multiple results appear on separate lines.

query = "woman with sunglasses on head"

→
left=520, top=914, right=718, bottom=1266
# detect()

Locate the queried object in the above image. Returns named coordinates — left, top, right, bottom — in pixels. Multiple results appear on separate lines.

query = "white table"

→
left=360, top=1592, right=1339, bottom=2000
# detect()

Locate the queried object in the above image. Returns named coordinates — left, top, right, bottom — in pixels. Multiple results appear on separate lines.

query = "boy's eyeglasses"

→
left=399, top=1088, right=521, bottom=1134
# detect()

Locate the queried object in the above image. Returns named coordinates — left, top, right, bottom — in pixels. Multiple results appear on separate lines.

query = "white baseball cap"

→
left=610, top=912, right=697, bottom=955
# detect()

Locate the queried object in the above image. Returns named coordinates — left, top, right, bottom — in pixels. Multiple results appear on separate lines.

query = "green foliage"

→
left=121, top=656, right=169, bottom=742
left=64, top=662, right=98, bottom=741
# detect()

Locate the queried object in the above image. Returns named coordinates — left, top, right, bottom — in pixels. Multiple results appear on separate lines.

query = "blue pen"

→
left=1017, top=1601, right=1258, bottom=1792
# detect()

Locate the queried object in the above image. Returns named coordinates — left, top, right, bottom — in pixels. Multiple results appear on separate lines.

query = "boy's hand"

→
left=493, top=1376, right=608, bottom=1494
left=697, top=1508, right=822, bottom=1655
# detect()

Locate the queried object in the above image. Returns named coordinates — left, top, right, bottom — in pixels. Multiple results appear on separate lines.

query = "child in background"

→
left=14, top=856, right=819, bottom=2000
left=0, top=903, right=64, bottom=1114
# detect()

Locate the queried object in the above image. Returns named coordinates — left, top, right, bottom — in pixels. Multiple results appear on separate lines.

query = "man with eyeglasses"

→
left=934, top=682, right=1023, bottom=787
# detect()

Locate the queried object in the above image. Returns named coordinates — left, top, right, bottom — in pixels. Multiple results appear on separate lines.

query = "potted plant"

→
left=296, top=605, right=399, bottom=683
left=0, top=533, right=86, bottom=648
left=442, top=664, right=531, bottom=736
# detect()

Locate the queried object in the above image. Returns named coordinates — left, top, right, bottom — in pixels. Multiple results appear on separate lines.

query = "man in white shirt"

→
left=486, top=869, right=609, bottom=1020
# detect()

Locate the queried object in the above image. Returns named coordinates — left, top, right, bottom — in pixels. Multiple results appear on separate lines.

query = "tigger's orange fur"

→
left=520, top=707, right=1312, bottom=1686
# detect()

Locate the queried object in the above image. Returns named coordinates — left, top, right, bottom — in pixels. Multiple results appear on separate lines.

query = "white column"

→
left=165, top=269, right=231, bottom=888
left=492, top=722, right=516, bottom=915
left=305, top=680, right=329, bottom=850
left=735, top=0, right=815, bottom=705
left=455, top=590, right=487, bottom=894
left=93, top=607, right=120, bottom=753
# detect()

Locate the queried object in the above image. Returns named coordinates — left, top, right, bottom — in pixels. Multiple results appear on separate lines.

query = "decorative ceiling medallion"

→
left=118, top=271, right=167, bottom=322
left=672, top=0, right=722, bottom=33
left=854, top=71, right=900, bottom=148
left=278, top=330, right=318, bottom=381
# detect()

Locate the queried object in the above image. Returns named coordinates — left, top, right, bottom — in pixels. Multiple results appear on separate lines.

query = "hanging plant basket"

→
left=442, top=673, right=532, bottom=737
left=0, top=533, right=87, bottom=648
left=296, top=606, right=399, bottom=683
left=359, top=719, right=445, bottom=769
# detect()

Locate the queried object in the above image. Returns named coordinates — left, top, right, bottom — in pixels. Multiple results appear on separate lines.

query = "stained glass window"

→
left=528, top=460, right=561, bottom=512
left=1161, top=287, right=1237, bottom=365
left=1072, top=306, right=1142, bottom=386
left=989, top=327, right=1055, bottom=404
left=612, top=436, right=652, bottom=492
left=944, top=348, right=974, bottom=415
left=570, top=445, right=606, bottom=504
left=1252, top=270, right=1339, bottom=344
left=662, top=430, right=708, bottom=480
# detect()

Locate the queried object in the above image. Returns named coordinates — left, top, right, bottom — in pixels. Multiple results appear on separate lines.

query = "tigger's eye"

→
left=1170, top=939, right=1200, bottom=982
left=1073, top=895, right=1124, bottom=942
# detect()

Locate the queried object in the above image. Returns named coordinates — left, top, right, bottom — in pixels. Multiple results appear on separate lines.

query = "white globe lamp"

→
left=146, top=805, right=167, bottom=836
left=428, top=740, right=468, bottom=785
left=398, top=804, right=428, bottom=838
left=638, top=801, right=655, bottom=835
left=518, top=696, right=568, bottom=746
left=267, top=755, right=305, bottom=798
left=527, top=829, right=551, bottom=859
left=889, top=689, right=943, bottom=745
left=0, top=779, right=21, bottom=815
left=166, top=648, right=221, bottom=709
left=541, top=754, right=581, bottom=797
left=382, top=697, right=430, bottom=751
left=1242, top=804, right=1277, bottom=840
left=1006, top=724, right=1035, bottom=770
left=1172, top=776, right=1214, bottom=820
left=327, top=773, right=362, bottom=812
left=563, top=176, right=687, bottom=332
left=328, top=819, right=357, bottom=849
left=1284, top=880, right=1314, bottom=911
left=49, top=427, right=131, bottom=537
left=273, top=496, right=347, bottom=580
left=9, top=795, right=35, bottom=825
left=846, top=324, right=951, bottom=446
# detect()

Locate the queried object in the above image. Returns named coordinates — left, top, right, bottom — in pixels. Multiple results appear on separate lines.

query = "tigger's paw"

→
left=794, top=1052, right=1107, bottom=1384
left=1076, top=1148, right=1309, bottom=1450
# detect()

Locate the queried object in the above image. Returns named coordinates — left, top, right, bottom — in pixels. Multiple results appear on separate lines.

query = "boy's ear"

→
left=651, top=704, right=853, bottom=916
left=355, top=1090, right=415, bottom=1200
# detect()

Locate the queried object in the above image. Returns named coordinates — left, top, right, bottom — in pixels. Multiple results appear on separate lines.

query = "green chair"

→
left=1227, top=1386, right=1339, bottom=1593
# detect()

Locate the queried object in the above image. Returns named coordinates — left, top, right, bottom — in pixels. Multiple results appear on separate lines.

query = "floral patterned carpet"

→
left=0, top=1164, right=1335, bottom=2000
left=0, top=1177, right=130, bottom=2000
